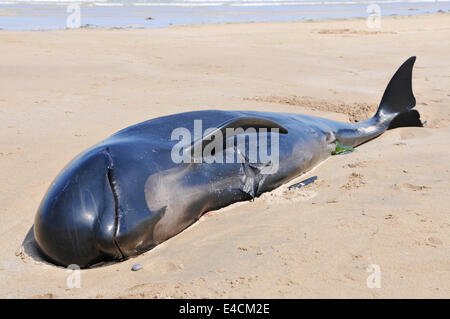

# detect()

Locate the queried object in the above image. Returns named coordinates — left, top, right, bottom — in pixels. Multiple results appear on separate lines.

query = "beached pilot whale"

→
left=34, top=57, right=422, bottom=268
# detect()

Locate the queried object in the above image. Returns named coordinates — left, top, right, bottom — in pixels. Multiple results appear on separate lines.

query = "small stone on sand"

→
left=131, top=264, right=142, bottom=271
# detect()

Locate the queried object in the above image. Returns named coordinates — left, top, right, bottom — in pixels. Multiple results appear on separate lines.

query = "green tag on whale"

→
left=332, top=140, right=354, bottom=155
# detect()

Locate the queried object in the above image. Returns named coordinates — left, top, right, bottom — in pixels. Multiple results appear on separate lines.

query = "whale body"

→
left=34, top=57, right=422, bottom=267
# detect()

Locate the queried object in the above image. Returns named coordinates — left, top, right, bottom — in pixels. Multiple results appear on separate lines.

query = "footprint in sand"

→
left=159, top=261, right=180, bottom=274
left=258, top=182, right=319, bottom=204
left=143, top=259, right=181, bottom=274
left=399, top=128, right=431, bottom=140
left=343, top=161, right=368, bottom=168
left=393, top=183, right=431, bottom=191
left=341, top=172, right=365, bottom=190
left=425, top=237, right=443, bottom=248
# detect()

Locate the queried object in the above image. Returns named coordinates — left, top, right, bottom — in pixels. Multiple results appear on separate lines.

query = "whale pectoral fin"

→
left=237, top=149, right=272, bottom=199
left=240, top=162, right=263, bottom=198
left=186, top=116, right=288, bottom=162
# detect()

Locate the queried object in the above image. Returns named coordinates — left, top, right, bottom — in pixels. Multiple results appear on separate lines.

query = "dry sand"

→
left=0, top=13, right=449, bottom=298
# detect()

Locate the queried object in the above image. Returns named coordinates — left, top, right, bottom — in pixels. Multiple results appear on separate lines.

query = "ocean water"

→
left=0, top=0, right=449, bottom=30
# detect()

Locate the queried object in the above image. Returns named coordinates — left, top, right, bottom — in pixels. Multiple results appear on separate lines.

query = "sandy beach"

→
left=0, top=13, right=449, bottom=298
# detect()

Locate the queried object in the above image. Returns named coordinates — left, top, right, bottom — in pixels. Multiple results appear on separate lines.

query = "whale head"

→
left=34, top=147, right=122, bottom=268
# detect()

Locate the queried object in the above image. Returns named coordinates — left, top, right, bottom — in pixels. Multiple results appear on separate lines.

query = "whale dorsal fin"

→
left=186, top=117, right=288, bottom=162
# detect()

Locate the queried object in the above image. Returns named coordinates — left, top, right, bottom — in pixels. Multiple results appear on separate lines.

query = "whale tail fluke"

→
left=332, top=56, right=423, bottom=147
left=387, top=109, right=422, bottom=129
left=375, top=56, right=423, bottom=129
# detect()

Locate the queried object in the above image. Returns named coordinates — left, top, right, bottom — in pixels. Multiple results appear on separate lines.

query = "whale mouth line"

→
left=104, top=149, right=126, bottom=260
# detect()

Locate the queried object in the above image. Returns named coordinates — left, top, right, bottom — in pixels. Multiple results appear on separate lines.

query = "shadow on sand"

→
left=20, top=226, right=54, bottom=266
left=21, top=226, right=120, bottom=269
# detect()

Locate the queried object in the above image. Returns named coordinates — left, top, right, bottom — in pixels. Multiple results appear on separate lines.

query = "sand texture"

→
left=0, top=13, right=449, bottom=298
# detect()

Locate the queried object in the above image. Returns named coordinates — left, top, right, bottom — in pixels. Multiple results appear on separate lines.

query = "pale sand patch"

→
left=0, top=13, right=449, bottom=298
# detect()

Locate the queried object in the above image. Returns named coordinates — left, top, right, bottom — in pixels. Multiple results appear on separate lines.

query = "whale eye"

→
left=324, top=131, right=335, bottom=143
